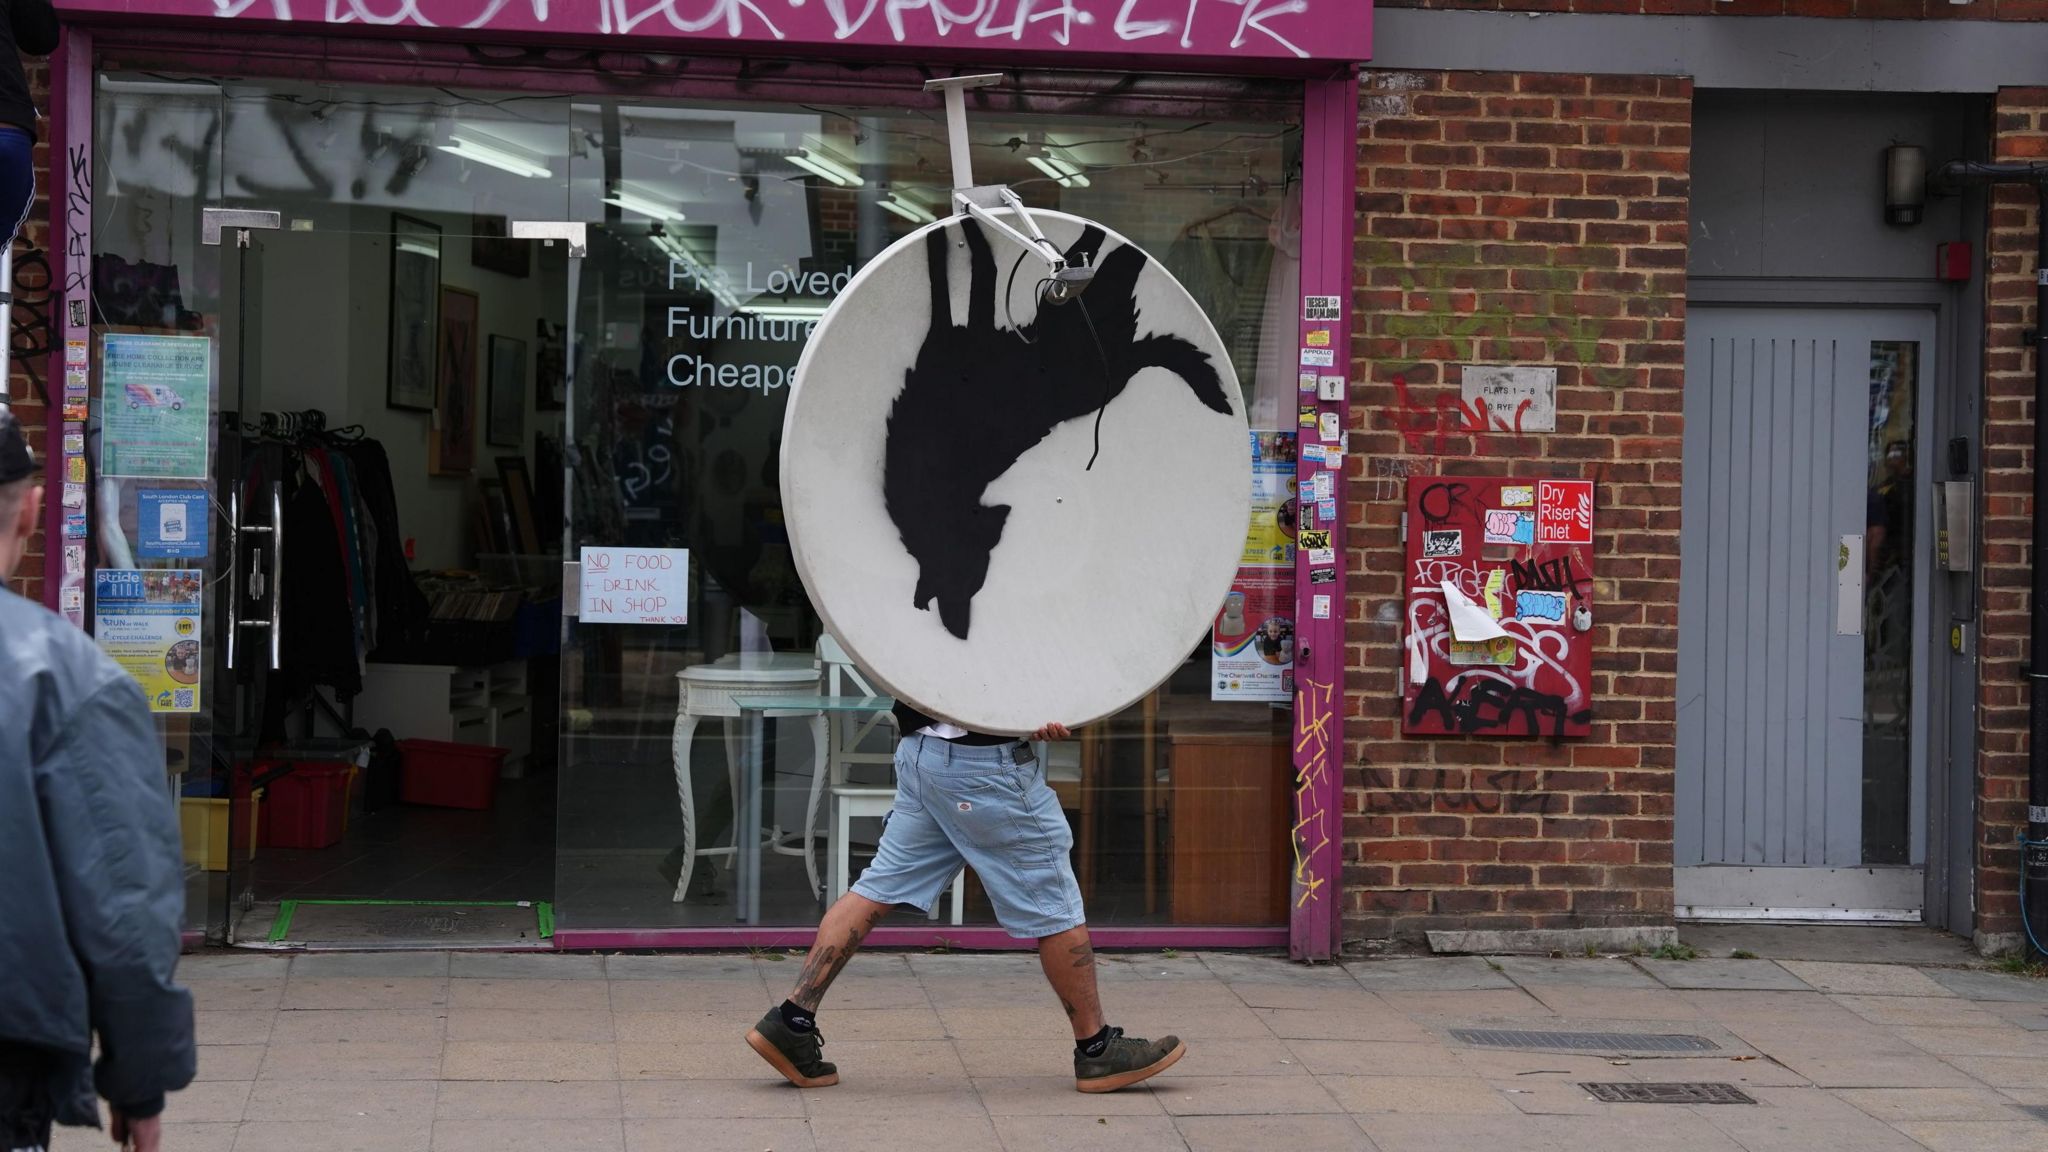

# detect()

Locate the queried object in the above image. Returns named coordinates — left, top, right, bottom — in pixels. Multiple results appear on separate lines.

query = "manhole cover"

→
left=1450, top=1028, right=1718, bottom=1053
left=1582, top=1082, right=1757, bottom=1105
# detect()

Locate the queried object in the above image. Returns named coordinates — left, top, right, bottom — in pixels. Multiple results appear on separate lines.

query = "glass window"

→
left=558, top=96, right=1303, bottom=933
left=92, top=63, right=1302, bottom=943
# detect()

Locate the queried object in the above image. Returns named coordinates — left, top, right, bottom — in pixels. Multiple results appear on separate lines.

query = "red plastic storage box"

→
left=239, top=761, right=352, bottom=850
left=397, top=740, right=507, bottom=810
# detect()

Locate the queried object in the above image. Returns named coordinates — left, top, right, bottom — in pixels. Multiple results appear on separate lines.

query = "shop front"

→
left=40, top=1, right=1366, bottom=958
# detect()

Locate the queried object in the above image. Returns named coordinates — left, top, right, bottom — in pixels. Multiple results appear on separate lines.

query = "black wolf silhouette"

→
left=883, top=218, right=1235, bottom=640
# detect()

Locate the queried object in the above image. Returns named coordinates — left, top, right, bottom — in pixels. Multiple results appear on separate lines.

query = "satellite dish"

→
left=781, top=209, right=1250, bottom=735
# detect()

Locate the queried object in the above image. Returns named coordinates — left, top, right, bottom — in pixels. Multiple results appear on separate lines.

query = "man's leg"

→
left=788, top=891, right=890, bottom=1011
left=1037, top=924, right=1105, bottom=1038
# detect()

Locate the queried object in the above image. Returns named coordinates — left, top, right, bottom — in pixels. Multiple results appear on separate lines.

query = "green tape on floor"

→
left=263, top=898, right=549, bottom=942
left=268, top=900, right=298, bottom=943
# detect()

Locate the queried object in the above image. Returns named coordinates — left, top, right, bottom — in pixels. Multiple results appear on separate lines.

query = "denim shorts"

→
left=850, top=734, right=1085, bottom=939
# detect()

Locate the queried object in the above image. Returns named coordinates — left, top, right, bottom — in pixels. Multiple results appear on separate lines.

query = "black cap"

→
left=0, top=406, right=35, bottom=485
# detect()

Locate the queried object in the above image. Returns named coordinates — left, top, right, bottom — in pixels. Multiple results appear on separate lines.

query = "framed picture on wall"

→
left=487, top=334, right=527, bottom=449
left=471, top=215, right=529, bottom=279
left=386, top=214, right=441, bottom=411
left=430, top=286, right=481, bottom=476
left=496, top=455, right=541, bottom=554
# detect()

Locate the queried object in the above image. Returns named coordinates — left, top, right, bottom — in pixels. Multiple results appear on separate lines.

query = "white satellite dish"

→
left=781, top=208, right=1250, bottom=735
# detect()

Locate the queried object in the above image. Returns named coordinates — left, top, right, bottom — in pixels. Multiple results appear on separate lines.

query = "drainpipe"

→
left=1933, top=160, right=2048, bottom=956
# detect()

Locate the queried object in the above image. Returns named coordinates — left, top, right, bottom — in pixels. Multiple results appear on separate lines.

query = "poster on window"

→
left=93, top=569, right=203, bottom=713
left=1213, top=430, right=1297, bottom=701
left=1212, top=569, right=1293, bottom=701
left=100, top=334, right=210, bottom=479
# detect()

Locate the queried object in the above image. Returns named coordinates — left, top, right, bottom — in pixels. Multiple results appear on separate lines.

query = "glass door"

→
left=90, top=73, right=231, bottom=941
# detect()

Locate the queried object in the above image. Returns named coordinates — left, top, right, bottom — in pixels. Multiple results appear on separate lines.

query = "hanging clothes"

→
left=1252, top=180, right=1304, bottom=432
left=1162, top=230, right=1273, bottom=399
left=343, top=438, right=429, bottom=658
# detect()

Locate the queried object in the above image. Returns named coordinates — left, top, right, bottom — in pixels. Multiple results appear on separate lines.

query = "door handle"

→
left=225, top=489, right=239, bottom=670
left=268, top=481, right=283, bottom=671
left=228, top=481, right=285, bottom=670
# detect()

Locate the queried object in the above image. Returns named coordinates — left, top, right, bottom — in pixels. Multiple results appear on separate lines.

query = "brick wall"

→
left=4, top=55, right=50, bottom=601
left=1344, top=70, right=1692, bottom=944
left=1974, top=88, right=2044, bottom=945
left=1375, top=0, right=2048, bottom=17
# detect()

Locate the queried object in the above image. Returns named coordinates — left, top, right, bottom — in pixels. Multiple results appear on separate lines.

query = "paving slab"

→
left=1636, top=958, right=1811, bottom=992
left=291, top=951, right=451, bottom=979
left=1679, top=925, right=1980, bottom=966
left=1833, top=1086, right=2030, bottom=1123
left=1922, top=967, right=2048, bottom=1002
left=1315, top=1074, right=1516, bottom=1114
left=1172, top=1113, right=1377, bottom=1152
left=623, top=1117, right=817, bottom=1152
left=1775, top=962, right=1955, bottom=998
left=448, top=951, right=606, bottom=980
left=990, top=1115, right=1189, bottom=1152
left=1344, top=956, right=1515, bottom=992
left=428, top=1118, right=627, bottom=1152
left=1687, top=1084, right=1928, bottom=1152
left=1495, top=958, right=1661, bottom=988
left=1891, top=1119, right=2048, bottom=1152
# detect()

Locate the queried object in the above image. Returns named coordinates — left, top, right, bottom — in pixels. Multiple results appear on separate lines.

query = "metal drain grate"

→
left=1582, top=1082, right=1756, bottom=1105
left=1449, top=1028, right=1719, bottom=1053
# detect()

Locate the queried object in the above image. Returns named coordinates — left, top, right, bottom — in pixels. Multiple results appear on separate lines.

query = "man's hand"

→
left=111, top=1110, right=161, bottom=1152
left=1030, top=723, right=1072, bottom=742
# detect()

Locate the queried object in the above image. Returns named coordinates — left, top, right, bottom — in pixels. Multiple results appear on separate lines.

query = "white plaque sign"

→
left=1460, top=365, right=1557, bottom=433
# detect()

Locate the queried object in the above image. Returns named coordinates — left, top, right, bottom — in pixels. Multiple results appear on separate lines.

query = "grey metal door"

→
left=1676, top=308, right=1935, bottom=920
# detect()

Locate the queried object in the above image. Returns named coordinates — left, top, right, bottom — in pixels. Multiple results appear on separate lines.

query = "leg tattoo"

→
left=789, top=899, right=889, bottom=1011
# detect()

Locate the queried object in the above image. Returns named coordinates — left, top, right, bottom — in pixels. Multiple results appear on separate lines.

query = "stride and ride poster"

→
left=1213, top=430, right=1297, bottom=702
left=93, top=569, right=203, bottom=713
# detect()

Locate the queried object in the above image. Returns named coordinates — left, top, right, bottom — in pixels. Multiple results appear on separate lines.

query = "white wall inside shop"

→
left=251, top=210, right=566, bottom=571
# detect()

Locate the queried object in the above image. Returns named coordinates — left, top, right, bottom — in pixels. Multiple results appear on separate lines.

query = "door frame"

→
left=1684, top=277, right=1975, bottom=929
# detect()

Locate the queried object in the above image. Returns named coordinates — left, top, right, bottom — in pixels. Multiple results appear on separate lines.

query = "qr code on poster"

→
left=173, top=690, right=195, bottom=710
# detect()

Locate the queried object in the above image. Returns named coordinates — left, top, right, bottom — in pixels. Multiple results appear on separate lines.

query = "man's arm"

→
left=10, top=0, right=59, bottom=59
left=40, top=678, right=195, bottom=1117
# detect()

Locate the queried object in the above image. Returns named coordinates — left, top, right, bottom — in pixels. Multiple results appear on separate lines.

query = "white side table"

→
left=672, top=654, right=822, bottom=906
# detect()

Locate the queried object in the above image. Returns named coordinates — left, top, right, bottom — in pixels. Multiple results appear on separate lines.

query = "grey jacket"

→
left=0, top=586, right=195, bottom=1126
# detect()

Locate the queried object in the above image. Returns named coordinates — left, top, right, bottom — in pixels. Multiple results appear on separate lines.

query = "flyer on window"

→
left=1213, top=430, right=1297, bottom=702
left=101, top=333, right=211, bottom=480
left=93, top=569, right=203, bottom=713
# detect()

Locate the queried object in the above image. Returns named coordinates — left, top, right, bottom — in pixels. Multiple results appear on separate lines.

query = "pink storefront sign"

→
left=50, top=0, right=1368, bottom=70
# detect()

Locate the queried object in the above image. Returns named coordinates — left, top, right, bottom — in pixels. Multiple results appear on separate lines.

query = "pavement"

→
left=50, top=943, right=2048, bottom=1152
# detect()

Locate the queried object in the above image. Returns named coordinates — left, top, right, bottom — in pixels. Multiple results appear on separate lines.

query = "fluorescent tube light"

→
left=437, top=129, right=551, bottom=179
left=1028, top=149, right=1090, bottom=189
left=785, top=147, right=863, bottom=188
left=879, top=193, right=937, bottom=224
left=651, top=233, right=741, bottom=309
left=603, top=187, right=684, bottom=221
left=743, top=300, right=831, bottom=321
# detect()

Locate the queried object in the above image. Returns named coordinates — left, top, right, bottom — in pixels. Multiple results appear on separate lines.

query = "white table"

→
left=671, top=654, right=822, bottom=914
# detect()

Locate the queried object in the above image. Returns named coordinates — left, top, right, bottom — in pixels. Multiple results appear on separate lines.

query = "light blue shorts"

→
left=850, top=734, right=1086, bottom=939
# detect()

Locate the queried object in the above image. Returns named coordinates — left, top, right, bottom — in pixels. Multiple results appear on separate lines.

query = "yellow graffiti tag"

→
left=1291, top=679, right=1336, bottom=907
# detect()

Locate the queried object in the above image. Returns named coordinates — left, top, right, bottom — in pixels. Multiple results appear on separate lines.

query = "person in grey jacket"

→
left=0, top=408, right=194, bottom=1152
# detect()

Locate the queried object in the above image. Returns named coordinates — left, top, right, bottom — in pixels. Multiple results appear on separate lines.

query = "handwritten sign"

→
left=579, top=546, right=690, bottom=625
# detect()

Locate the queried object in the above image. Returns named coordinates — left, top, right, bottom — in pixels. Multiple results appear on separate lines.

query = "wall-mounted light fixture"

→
left=603, top=183, right=684, bottom=221
left=879, top=188, right=938, bottom=224
left=1027, top=146, right=1090, bottom=189
left=438, top=128, right=552, bottom=179
left=1885, top=144, right=1928, bottom=227
left=785, top=144, right=863, bottom=188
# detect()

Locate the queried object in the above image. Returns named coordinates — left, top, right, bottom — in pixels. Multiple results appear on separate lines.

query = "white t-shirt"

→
left=919, top=722, right=970, bottom=740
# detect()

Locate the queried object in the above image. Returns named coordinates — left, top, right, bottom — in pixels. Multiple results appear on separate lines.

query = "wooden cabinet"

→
left=1163, top=722, right=1292, bottom=926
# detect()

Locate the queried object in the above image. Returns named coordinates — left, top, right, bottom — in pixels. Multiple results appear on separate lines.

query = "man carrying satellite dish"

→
left=746, top=701, right=1188, bottom=1094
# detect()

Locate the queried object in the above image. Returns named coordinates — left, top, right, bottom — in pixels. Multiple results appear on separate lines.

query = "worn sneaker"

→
left=746, top=1008, right=839, bottom=1088
left=1074, top=1027, right=1187, bottom=1093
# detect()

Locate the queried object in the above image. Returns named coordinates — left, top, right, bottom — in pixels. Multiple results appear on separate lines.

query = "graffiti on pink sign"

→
left=55, top=0, right=1370, bottom=62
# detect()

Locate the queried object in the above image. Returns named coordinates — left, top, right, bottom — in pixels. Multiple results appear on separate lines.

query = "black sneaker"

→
left=1074, top=1027, right=1187, bottom=1093
left=747, top=1007, right=839, bottom=1088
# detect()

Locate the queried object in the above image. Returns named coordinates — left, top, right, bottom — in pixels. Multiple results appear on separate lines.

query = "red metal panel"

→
left=1401, top=476, right=1595, bottom=740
